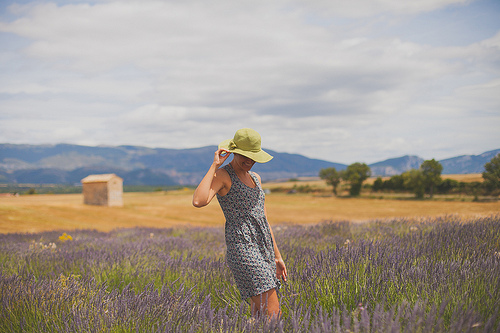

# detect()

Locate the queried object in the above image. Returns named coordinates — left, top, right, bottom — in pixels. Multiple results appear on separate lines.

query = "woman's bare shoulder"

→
left=251, top=171, right=262, bottom=182
left=215, top=166, right=230, bottom=178
left=216, top=166, right=231, bottom=184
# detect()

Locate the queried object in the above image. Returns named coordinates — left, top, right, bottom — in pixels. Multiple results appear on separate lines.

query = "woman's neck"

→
left=230, top=161, right=256, bottom=188
left=230, top=161, right=247, bottom=175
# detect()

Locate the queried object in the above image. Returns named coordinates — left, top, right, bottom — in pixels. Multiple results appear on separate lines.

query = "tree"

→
left=437, top=178, right=459, bottom=194
left=319, top=167, right=341, bottom=196
left=482, top=153, right=500, bottom=193
left=420, top=159, right=443, bottom=198
left=372, top=177, right=383, bottom=192
left=341, top=163, right=371, bottom=196
left=402, top=169, right=425, bottom=199
left=384, top=174, right=405, bottom=191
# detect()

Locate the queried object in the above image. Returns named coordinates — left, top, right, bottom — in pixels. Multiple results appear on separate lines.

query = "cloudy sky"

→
left=1, top=0, right=499, bottom=164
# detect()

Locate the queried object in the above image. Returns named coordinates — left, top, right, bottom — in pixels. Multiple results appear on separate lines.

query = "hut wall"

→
left=107, top=178, right=123, bottom=207
left=82, top=182, right=109, bottom=206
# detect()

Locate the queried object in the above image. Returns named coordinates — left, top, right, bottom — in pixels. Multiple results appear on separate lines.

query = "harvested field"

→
left=1, top=188, right=499, bottom=234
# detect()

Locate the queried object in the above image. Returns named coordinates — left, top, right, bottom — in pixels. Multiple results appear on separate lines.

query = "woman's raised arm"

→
left=192, top=148, right=230, bottom=208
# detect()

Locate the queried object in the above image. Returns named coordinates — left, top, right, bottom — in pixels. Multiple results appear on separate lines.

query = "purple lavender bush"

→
left=1, top=215, right=499, bottom=332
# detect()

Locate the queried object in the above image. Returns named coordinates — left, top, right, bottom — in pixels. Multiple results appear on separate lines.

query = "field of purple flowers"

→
left=1, top=215, right=499, bottom=332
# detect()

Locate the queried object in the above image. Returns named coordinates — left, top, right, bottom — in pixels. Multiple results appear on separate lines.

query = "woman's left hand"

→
left=276, top=258, right=287, bottom=282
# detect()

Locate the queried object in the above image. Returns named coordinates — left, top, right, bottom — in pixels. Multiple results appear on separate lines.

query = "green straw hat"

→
left=218, top=128, right=273, bottom=163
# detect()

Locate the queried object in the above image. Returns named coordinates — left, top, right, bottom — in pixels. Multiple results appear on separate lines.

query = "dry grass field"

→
left=1, top=179, right=499, bottom=234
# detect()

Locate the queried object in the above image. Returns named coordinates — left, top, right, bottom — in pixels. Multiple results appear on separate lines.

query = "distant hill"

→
left=0, top=144, right=346, bottom=185
left=0, top=144, right=498, bottom=185
left=369, top=155, right=424, bottom=176
left=367, top=149, right=500, bottom=176
left=439, top=149, right=500, bottom=174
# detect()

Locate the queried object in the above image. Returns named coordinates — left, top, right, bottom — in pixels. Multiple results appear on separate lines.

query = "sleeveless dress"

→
left=216, top=163, right=279, bottom=301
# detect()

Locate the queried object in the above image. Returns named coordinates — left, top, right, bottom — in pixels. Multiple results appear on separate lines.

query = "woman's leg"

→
left=250, top=288, right=280, bottom=319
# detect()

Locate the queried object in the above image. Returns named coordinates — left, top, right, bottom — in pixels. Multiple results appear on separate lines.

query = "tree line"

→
left=319, top=153, right=500, bottom=198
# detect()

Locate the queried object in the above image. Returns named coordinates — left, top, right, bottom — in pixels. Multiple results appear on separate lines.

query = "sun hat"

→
left=218, top=128, right=273, bottom=163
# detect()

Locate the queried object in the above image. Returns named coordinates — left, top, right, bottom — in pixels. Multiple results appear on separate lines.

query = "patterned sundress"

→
left=216, top=163, right=279, bottom=301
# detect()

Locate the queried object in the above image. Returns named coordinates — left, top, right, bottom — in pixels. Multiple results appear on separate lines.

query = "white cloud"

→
left=287, top=0, right=472, bottom=19
left=0, top=0, right=499, bottom=164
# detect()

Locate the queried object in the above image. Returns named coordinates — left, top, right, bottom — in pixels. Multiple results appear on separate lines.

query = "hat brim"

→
left=219, top=139, right=273, bottom=163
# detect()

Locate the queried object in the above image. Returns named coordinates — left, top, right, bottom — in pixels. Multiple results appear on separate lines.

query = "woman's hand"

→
left=276, top=258, right=287, bottom=282
left=214, top=148, right=231, bottom=168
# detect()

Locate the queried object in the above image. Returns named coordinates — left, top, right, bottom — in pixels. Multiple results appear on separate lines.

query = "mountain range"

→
left=0, top=144, right=498, bottom=186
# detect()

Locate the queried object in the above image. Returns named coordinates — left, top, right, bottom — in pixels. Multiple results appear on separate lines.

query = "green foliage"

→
left=319, top=167, right=341, bottom=195
left=341, top=163, right=371, bottom=196
left=291, top=184, right=314, bottom=193
left=375, top=175, right=487, bottom=198
left=482, top=153, right=500, bottom=193
left=372, top=177, right=383, bottom=192
left=383, top=174, right=405, bottom=191
left=421, top=159, right=443, bottom=198
left=402, top=169, right=425, bottom=198
left=436, top=178, right=459, bottom=193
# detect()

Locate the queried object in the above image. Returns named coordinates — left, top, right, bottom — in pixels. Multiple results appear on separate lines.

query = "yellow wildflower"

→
left=59, top=232, right=73, bottom=242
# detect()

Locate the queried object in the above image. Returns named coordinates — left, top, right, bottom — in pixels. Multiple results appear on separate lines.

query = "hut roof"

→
left=81, top=173, right=122, bottom=184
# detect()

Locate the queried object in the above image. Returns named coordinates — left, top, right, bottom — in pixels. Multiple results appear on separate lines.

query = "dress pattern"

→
left=216, top=163, right=279, bottom=301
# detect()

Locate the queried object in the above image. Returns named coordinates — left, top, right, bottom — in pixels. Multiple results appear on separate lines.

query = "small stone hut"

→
left=81, top=174, right=123, bottom=207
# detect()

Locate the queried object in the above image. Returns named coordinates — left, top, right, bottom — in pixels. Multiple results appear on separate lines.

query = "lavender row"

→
left=2, top=273, right=496, bottom=332
left=1, top=215, right=499, bottom=332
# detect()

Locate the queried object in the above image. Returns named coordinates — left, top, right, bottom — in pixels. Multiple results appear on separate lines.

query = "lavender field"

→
left=1, top=215, right=499, bottom=332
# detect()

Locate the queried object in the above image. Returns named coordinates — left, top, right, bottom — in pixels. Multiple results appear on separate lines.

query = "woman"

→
left=192, top=128, right=287, bottom=319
